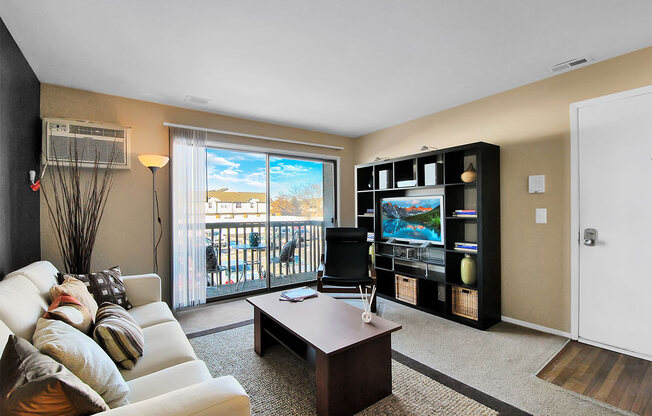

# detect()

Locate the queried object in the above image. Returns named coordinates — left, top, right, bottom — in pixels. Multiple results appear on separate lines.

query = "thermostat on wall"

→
left=528, top=175, right=545, bottom=194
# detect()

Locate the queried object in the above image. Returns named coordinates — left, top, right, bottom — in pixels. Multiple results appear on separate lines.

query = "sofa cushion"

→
left=0, top=334, right=109, bottom=415
left=33, top=318, right=130, bottom=409
left=120, top=321, right=196, bottom=381
left=94, top=303, right=144, bottom=370
left=0, top=275, right=48, bottom=342
left=0, top=320, right=13, bottom=354
left=126, top=360, right=212, bottom=403
left=50, top=276, right=100, bottom=321
left=5, top=261, right=59, bottom=302
left=44, top=294, right=93, bottom=334
left=127, top=301, right=175, bottom=328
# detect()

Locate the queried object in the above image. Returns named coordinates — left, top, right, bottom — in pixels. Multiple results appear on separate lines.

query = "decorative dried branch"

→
left=41, top=140, right=117, bottom=274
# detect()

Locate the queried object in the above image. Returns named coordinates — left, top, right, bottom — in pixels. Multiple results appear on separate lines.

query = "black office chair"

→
left=317, top=227, right=376, bottom=312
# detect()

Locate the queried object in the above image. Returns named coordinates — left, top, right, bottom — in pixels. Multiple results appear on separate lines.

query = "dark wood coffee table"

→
left=247, top=292, right=401, bottom=416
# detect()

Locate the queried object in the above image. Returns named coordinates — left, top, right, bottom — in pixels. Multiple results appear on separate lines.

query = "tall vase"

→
left=460, top=254, right=477, bottom=285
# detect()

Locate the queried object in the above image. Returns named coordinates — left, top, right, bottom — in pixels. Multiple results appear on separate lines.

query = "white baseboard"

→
left=579, top=337, right=652, bottom=361
left=501, top=316, right=571, bottom=338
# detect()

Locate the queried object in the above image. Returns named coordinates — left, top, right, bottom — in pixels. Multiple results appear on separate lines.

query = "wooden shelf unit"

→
left=355, top=142, right=501, bottom=330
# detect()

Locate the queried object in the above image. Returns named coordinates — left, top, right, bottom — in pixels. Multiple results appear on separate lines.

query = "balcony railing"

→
left=205, top=219, right=325, bottom=297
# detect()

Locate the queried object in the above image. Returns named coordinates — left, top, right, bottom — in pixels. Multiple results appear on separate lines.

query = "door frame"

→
left=570, top=85, right=652, bottom=358
left=204, top=139, right=341, bottom=300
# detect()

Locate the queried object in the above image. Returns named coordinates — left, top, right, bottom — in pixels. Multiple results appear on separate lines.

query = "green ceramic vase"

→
left=460, top=254, right=476, bottom=285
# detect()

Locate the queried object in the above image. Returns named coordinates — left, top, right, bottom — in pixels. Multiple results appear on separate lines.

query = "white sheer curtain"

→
left=171, top=127, right=207, bottom=310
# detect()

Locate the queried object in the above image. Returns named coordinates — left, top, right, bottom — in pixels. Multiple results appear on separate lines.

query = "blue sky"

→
left=207, top=148, right=323, bottom=197
left=383, top=198, right=441, bottom=209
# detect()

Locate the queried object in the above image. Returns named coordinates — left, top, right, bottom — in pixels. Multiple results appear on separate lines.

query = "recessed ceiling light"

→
left=185, top=95, right=211, bottom=105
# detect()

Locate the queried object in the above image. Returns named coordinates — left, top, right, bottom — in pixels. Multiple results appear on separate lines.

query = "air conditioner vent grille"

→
left=185, top=95, right=210, bottom=105
left=43, top=118, right=131, bottom=169
left=569, top=58, right=588, bottom=66
left=49, top=135, right=126, bottom=164
left=68, top=125, right=125, bottom=138
left=551, top=56, right=592, bottom=73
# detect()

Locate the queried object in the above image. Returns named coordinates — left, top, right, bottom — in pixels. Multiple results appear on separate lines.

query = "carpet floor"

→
left=179, top=296, right=630, bottom=415
left=377, top=300, right=630, bottom=416
left=189, top=322, right=526, bottom=415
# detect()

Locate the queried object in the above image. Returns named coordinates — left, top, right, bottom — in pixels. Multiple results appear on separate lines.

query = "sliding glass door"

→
left=205, top=147, right=335, bottom=299
left=269, top=156, right=335, bottom=288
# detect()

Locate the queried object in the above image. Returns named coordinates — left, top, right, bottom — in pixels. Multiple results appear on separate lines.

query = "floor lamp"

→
left=138, top=155, right=170, bottom=274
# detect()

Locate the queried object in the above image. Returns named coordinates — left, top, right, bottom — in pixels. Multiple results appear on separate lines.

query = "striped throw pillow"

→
left=93, top=303, right=144, bottom=370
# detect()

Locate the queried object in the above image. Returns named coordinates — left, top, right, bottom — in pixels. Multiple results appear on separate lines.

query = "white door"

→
left=576, top=87, right=652, bottom=359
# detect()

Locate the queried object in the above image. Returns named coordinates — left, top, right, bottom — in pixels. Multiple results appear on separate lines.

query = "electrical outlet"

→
left=536, top=208, right=547, bottom=224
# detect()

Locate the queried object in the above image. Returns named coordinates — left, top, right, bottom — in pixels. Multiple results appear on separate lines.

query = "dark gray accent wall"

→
left=0, top=17, right=41, bottom=277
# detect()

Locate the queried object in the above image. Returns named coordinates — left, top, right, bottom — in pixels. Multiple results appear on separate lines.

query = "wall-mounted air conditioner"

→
left=43, top=118, right=131, bottom=169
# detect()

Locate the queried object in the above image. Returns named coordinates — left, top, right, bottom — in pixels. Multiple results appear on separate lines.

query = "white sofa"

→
left=0, top=261, right=250, bottom=416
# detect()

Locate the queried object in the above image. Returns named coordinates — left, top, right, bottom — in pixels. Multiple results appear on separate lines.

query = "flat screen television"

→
left=380, top=195, right=444, bottom=245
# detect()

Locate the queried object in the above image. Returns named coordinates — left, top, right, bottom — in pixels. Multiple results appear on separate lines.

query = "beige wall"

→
left=354, top=46, right=652, bottom=332
left=40, top=84, right=355, bottom=303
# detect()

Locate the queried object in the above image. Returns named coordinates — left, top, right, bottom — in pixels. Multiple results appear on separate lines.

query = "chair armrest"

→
left=96, top=377, right=250, bottom=416
left=317, top=253, right=325, bottom=278
left=123, top=274, right=162, bottom=306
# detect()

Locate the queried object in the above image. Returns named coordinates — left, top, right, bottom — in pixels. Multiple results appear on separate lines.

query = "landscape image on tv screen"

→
left=381, top=196, right=443, bottom=244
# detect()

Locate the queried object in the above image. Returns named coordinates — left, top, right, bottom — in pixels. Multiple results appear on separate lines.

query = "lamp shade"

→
left=138, top=155, right=169, bottom=169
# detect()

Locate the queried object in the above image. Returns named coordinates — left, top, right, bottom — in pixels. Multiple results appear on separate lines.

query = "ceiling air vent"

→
left=551, top=56, right=592, bottom=73
left=185, top=95, right=211, bottom=105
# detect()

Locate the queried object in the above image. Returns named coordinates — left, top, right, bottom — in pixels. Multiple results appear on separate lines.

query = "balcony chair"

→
left=317, top=227, right=376, bottom=312
left=271, top=231, right=300, bottom=278
left=206, top=242, right=227, bottom=286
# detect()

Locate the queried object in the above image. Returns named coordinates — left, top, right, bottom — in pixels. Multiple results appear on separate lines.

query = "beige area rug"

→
left=189, top=323, right=526, bottom=415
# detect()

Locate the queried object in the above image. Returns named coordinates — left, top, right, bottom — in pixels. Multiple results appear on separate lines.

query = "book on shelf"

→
left=454, top=241, right=477, bottom=248
left=454, top=242, right=478, bottom=252
left=453, top=209, right=477, bottom=217
left=454, top=247, right=478, bottom=253
left=279, top=287, right=318, bottom=302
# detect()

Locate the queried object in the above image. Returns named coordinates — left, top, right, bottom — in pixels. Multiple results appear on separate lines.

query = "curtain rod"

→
left=163, top=122, right=344, bottom=150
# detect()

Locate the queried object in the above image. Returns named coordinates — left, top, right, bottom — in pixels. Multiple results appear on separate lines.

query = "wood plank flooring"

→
left=537, top=341, right=652, bottom=416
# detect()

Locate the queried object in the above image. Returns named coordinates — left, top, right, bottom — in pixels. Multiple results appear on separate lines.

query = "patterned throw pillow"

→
left=43, top=294, right=93, bottom=334
left=0, top=335, right=109, bottom=415
left=60, top=266, right=132, bottom=310
left=49, top=277, right=99, bottom=322
left=93, top=302, right=144, bottom=370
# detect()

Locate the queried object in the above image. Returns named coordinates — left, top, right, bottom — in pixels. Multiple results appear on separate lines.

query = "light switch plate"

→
left=536, top=208, right=547, bottom=224
left=528, top=175, right=545, bottom=193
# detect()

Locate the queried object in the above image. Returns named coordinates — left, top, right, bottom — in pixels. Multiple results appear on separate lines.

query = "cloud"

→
left=270, top=162, right=311, bottom=177
left=207, top=152, right=240, bottom=169
left=221, top=168, right=240, bottom=176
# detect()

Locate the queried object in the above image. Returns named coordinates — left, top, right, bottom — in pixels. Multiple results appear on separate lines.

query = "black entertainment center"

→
left=355, top=142, right=501, bottom=330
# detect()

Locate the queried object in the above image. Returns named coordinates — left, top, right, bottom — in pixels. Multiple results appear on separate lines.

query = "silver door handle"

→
left=583, top=228, right=597, bottom=246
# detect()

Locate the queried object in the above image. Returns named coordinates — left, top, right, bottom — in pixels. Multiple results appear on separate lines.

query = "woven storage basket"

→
left=395, top=274, right=417, bottom=305
left=451, top=286, right=478, bottom=320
